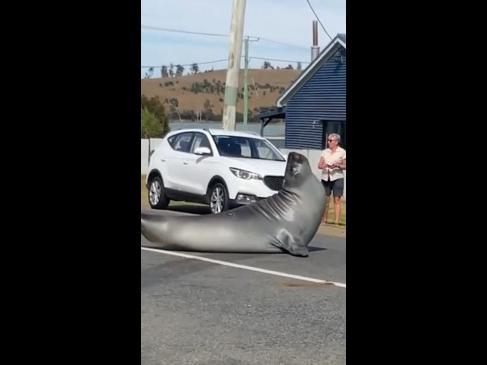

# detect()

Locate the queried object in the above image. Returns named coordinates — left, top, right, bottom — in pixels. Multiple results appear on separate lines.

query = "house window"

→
left=322, top=120, right=346, bottom=149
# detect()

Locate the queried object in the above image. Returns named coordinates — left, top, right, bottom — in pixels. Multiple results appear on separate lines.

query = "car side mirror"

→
left=194, top=146, right=211, bottom=155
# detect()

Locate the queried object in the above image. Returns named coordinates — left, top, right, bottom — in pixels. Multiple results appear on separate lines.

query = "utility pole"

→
left=243, top=36, right=259, bottom=128
left=222, top=0, right=246, bottom=130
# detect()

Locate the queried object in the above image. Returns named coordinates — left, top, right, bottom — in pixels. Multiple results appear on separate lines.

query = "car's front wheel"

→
left=148, top=175, right=170, bottom=209
left=208, top=182, right=229, bottom=214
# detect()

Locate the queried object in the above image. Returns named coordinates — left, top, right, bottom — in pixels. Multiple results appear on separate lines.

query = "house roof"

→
left=258, top=106, right=286, bottom=120
left=277, top=33, right=346, bottom=107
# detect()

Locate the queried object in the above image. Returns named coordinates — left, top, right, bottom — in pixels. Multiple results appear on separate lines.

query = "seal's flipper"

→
left=271, top=229, right=309, bottom=257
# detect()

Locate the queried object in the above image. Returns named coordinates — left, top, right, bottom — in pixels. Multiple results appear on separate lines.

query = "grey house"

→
left=277, top=33, right=346, bottom=149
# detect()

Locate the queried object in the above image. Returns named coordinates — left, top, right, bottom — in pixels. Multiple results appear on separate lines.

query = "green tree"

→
left=141, top=95, right=170, bottom=137
left=144, top=67, right=154, bottom=79
left=191, top=63, right=199, bottom=74
left=176, top=64, right=184, bottom=76
left=168, top=98, right=181, bottom=121
left=160, top=65, right=168, bottom=78
left=169, top=98, right=179, bottom=107
left=141, top=108, right=163, bottom=138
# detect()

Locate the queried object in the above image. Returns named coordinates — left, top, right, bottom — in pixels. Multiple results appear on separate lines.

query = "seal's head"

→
left=283, top=152, right=312, bottom=190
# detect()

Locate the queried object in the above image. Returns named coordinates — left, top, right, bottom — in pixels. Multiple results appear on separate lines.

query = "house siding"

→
left=285, top=47, right=346, bottom=149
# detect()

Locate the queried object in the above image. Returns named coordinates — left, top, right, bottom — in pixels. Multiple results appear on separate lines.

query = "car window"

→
left=191, top=133, right=212, bottom=154
left=170, top=132, right=194, bottom=153
left=239, top=140, right=251, bottom=157
left=212, top=135, right=284, bottom=161
left=214, top=137, right=242, bottom=157
left=254, top=139, right=279, bottom=160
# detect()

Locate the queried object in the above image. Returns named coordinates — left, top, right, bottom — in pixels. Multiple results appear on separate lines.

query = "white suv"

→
left=146, top=128, right=287, bottom=214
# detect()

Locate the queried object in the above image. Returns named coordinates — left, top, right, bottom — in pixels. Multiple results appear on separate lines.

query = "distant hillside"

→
left=141, top=69, right=301, bottom=121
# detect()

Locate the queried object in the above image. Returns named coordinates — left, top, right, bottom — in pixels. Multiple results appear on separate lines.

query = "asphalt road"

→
left=141, top=209, right=346, bottom=365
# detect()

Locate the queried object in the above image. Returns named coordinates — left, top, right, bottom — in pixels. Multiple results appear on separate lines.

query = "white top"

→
left=320, top=146, right=346, bottom=181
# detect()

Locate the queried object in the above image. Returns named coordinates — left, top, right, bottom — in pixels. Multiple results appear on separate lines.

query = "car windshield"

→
left=212, top=135, right=285, bottom=161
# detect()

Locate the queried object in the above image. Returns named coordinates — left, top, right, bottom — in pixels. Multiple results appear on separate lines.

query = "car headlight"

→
left=229, top=167, right=263, bottom=180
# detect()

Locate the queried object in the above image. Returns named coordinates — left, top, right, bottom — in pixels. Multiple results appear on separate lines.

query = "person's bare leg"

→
left=334, top=196, right=342, bottom=224
left=322, top=196, right=330, bottom=223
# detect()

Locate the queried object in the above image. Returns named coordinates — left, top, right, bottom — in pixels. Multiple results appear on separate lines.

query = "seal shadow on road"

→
left=307, top=246, right=327, bottom=252
left=167, top=204, right=211, bottom=215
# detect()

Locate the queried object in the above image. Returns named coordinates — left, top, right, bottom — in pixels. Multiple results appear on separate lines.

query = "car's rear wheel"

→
left=208, top=182, right=229, bottom=214
left=148, top=175, right=170, bottom=209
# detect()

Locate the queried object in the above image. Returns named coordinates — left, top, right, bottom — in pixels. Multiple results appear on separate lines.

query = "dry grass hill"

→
left=141, top=68, right=301, bottom=120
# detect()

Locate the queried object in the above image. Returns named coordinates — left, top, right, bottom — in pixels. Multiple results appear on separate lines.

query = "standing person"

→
left=318, top=133, right=346, bottom=224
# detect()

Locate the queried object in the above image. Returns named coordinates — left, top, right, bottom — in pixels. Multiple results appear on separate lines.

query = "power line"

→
left=142, top=25, right=227, bottom=37
left=141, top=59, right=228, bottom=68
left=141, top=56, right=309, bottom=69
left=251, top=57, right=309, bottom=64
left=305, top=0, right=333, bottom=41
left=256, top=37, right=307, bottom=50
left=142, top=24, right=307, bottom=49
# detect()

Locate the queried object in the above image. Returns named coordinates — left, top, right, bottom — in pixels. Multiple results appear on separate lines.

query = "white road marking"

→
left=141, top=247, right=346, bottom=289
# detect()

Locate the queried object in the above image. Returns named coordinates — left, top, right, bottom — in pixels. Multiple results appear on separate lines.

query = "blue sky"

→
left=141, top=0, right=346, bottom=77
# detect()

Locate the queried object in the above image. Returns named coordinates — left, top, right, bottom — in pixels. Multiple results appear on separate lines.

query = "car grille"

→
left=263, top=176, right=284, bottom=191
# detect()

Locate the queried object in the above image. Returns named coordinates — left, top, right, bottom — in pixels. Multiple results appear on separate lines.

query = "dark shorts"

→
left=321, top=178, right=344, bottom=198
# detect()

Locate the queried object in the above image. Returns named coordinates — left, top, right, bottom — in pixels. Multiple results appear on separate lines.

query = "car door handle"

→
left=183, top=161, right=188, bottom=165
left=160, top=159, right=166, bottom=162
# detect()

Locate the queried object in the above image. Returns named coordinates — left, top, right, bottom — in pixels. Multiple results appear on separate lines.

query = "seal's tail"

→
left=141, top=213, right=168, bottom=244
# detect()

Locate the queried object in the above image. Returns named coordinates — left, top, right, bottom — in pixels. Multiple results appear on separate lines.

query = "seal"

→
left=141, top=152, right=326, bottom=256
